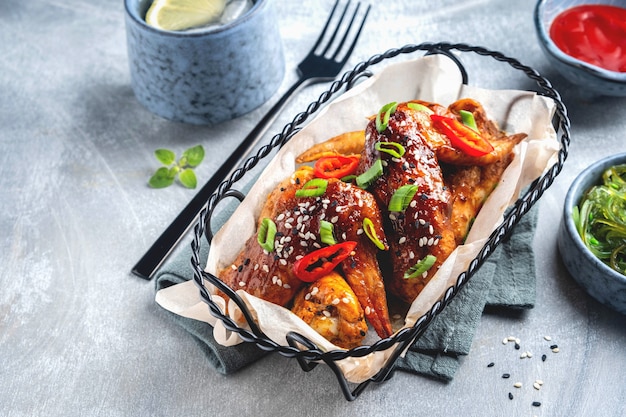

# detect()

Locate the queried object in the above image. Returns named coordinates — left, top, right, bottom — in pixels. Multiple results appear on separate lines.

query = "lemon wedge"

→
left=145, top=0, right=227, bottom=31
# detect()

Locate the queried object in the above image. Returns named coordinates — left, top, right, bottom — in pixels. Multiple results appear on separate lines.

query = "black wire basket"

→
left=189, top=42, right=571, bottom=401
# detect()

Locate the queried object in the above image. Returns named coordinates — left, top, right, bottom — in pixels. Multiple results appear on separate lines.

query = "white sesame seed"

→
left=276, top=213, right=285, bottom=221
left=514, top=382, right=522, bottom=388
left=533, top=382, right=541, bottom=390
left=322, top=310, right=331, bottom=317
left=262, top=265, right=269, bottom=273
left=283, top=284, right=291, bottom=289
left=422, top=271, right=428, bottom=278
left=520, top=352, right=528, bottom=359
left=284, top=223, right=292, bottom=229
left=527, top=351, right=533, bottom=358
left=342, top=297, right=350, bottom=304
left=365, top=306, right=371, bottom=315
left=331, top=298, right=340, bottom=305
left=357, top=228, right=364, bottom=235
left=313, top=243, right=321, bottom=248
left=311, top=287, right=319, bottom=296
left=295, top=255, right=303, bottom=260
left=552, top=347, right=560, bottom=353
left=409, top=251, right=415, bottom=259
left=305, top=293, right=311, bottom=301
left=427, top=237, right=434, bottom=246
left=342, top=232, right=347, bottom=240
left=419, top=219, right=426, bottom=225
left=536, top=379, right=544, bottom=385
left=544, top=335, right=552, bottom=341
left=231, top=264, right=237, bottom=270
left=410, top=200, right=417, bottom=208
left=399, top=236, right=407, bottom=244
left=272, top=276, right=278, bottom=284
left=515, top=338, right=521, bottom=344
left=503, top=337, right=509, bottom=345
left=389, top=213, right=397, bottom=221
left=277, top=279, right=283, bottom=287
left=239, top=281, right=246, bottom=287
left=508, top=336, right=517, bottom=342
left=330, top=216, right=339, bottom=223
left=300, top=241, right=308, bottom=247
left=429, top=225, right=434, bottom=235
left=254, top=264, right=259, bottom=271
left=279, top=259, right=287, bottom=266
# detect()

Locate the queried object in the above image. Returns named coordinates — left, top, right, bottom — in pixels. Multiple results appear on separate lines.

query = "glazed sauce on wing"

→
left=549, top=5, right=626, bottom=72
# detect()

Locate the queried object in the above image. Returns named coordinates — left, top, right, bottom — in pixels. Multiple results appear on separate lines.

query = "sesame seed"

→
left=533, top=382, right=541, bottom=390
left=520, top=352, right=528, bottom=359
left=502, top=373, right=510, bottom=379
left=515, top=343, right=521, bottom=350
left=311, top=287, right=319, bottom=296
left=389, top=213, right=397, bottom=221
left=527, top=351, right=533, bottom=358
left=342, top=297, right=350, bottom=304
left=552, top=347, right=560, bottom=353
left=427, top=237, right=434, bottom=246
left=276, top=279, right=283, bottom=287
left=231, top=264, right=237, bottom=270
left=487, top=362, right=495, bottom=368
left=409, top=251, right=415, bottom=259
left=502, top=337, right=509, bottom=345
left=254, top=264, right=259, bottom=271
left=331, top=298, right=340, bottom=305
left=272, top=276, right=278, bottom=284
left=284, top=223, right=292, bottom=229
left=549, top=344, right=558, bottom=349
left=429, top=225, right=434, bottom=235
left=283, top=284, right=291, bottom=289
left=276, top=213, right=285, bottom=221
left=419, top=219, right=426, bottom=225
left=239, top=281, right=246, bottom=287
left=322, top=310, right=331, bottom=317
left=544, top=335, right=552, bottom=341
left=300, top=241, right=308, bottom=247
left=305, top=293, right=311, bottom=301
left=279, top=259, right=287, bottom=266
left=508, top=392, right=513, bottom=400
left=514, top=382, right=522, bottom=388
left=541, top=354, right=547, bottom=362
left=365, top=306, right=371, bottom=315
left=410, top=200, right=417, bottom=208
left=508, top=336, right=517, bottom=342
left=532, top=401, right=541, bottom=407
left=330, top=216, right=339, bottom=223
left=536, top=379, right=544, bottom=385
left=399, top=236, right=407, bottom=244
left=262, top=265, right=269, bottom=273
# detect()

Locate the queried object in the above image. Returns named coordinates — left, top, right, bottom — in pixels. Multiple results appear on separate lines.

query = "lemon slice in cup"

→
left=145, top=0, right=227, bottom=31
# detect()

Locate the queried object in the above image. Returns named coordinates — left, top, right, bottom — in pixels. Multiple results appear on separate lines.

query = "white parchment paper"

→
left=156, top=54, right=560, bottom=383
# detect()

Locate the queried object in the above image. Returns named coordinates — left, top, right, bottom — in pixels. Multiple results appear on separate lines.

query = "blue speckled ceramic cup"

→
left=124, top=0, right=285, bottom=125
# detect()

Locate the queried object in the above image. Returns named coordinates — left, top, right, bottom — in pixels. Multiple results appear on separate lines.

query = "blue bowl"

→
left=534, top=0, right=626, bottom=96
left=558, top=153, right=626, bottom=315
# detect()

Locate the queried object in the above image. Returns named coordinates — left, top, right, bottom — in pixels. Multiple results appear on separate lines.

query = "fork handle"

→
left=132, top=75, right=315, bottom=279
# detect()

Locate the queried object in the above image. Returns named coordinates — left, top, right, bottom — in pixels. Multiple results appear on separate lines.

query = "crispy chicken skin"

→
left=291, top=272, right=368, bottom=349
left=219, top=166, right=394, bottom=339
left=358, top=103, right=457, bottom=303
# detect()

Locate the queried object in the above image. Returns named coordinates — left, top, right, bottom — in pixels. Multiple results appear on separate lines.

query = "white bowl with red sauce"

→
left=534, top=0, right=626, bottom=96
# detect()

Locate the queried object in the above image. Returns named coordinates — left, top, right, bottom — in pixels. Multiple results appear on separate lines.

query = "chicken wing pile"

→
left=218, top=98, right=526, bottom=349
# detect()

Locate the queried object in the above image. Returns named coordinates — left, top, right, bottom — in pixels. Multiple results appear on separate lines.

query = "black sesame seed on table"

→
left=502, top=373, right=510, bottom=379
left=508, top=392, right=513, bottom=400
left=487, top=362, right=495, bottom=368
left=542, top=354, right=547, bottom=362
left=532, top=401, right=541, bottom=407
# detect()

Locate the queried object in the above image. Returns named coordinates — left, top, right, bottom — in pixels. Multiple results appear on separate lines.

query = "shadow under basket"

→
left=189, top=42, right=571, bottom=401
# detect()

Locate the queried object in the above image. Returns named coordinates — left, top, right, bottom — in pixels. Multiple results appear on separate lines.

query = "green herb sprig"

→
left=148, top=145, right=205, bottom=189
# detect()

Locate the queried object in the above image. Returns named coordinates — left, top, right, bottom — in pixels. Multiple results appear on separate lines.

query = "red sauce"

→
left=549, top=4, right=626, bottom=72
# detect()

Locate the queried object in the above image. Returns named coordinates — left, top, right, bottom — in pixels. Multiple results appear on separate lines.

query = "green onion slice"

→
left=356, top=159, right=384, bottom=189
left=319, top=220, right=336, bottom=246
left=375, top=141, right=406, bottom=159
left=257, top=218, right=277, bottom=252
left=459, top=110, right=478, bottom=132
left=363, top=217, right=385, bottom=250
left=404, top=255, right=437, bottom=279
left=295, top=178, right=328, bottom=198
left=407, top=102, right=434, bottom=114
left=388, top=184, right=419, bottom=212
left=375, top=102, right=398, bottom=133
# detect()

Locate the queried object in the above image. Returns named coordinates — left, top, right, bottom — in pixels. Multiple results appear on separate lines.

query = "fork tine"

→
left=308, top=0, right=342, bottom=55
left=332, top=4, right=370, bottom=64
left=320, top=1, right=353, bottom=57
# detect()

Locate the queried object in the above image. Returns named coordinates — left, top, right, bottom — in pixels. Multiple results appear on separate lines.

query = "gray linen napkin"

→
left=154, top=206, right=537, bottom=380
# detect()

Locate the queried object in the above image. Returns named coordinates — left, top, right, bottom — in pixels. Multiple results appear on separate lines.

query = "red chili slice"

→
left=292, top=241, right=357, bottom=282
left=430, top=114, right=494, bottom=157
left=313, top=155, right=360, bottom=179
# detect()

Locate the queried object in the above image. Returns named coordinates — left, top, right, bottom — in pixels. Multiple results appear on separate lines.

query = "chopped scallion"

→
left=388, top=184, right=419, bottom=212
left=356, top=159, right=384, bottom=189
left=257, top=218, right=277, bottom=252
left=404, top=255, right=437, bottom=279
left=295, top=178, right=328, bottom=198
left=375, top=141, right=406, bottom=159
left=319, top=220, right=336, bottom=245
left=363, top=217, right=385, bottom=250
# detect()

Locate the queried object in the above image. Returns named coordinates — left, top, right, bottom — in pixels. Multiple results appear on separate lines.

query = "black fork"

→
left=132, top=1, right=371, bottom=279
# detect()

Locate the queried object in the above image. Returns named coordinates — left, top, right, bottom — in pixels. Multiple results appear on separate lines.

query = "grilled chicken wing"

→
left=358, top=103, right=457, bottom=304
left=291, top=271, right=368, bottom=349
left=219, top=166, right=394, bottom=339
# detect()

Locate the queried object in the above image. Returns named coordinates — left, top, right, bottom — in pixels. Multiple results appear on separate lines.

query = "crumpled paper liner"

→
left=155, top=53, right=560, bottom=384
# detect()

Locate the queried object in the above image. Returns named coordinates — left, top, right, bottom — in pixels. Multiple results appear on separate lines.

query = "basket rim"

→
left=189, top=41, right=571, bottom=366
